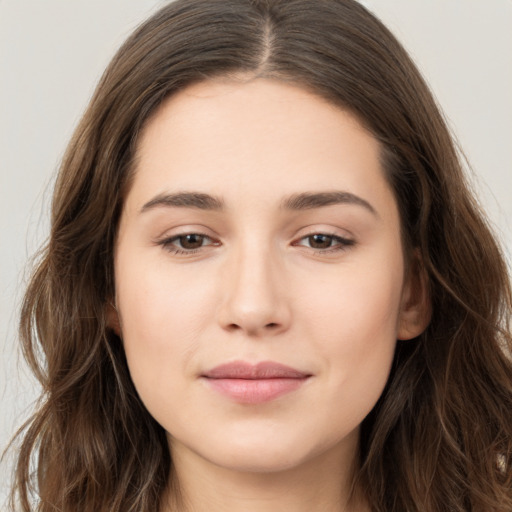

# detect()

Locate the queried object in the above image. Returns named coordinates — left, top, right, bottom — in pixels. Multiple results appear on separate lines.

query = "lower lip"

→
left=203, top=377, right=308, bottom=404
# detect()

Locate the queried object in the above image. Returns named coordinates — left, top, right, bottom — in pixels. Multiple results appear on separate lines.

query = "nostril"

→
left=226, top=322, right=279, bottom=332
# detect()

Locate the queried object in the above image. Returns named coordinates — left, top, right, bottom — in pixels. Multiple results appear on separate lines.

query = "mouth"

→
left=201, top=360, right=312, bottom=404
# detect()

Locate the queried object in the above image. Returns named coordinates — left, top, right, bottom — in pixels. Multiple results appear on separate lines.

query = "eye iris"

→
left=309, top=234, right=333, bottom=249
left=179, top=234, right=205, bottom=249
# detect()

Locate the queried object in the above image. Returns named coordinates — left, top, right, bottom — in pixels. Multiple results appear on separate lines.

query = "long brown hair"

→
left=8, top=0, right=512, bottom=510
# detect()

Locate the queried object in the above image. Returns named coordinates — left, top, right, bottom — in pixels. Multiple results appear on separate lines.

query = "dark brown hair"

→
left=8, top=0, right=512, bottom=510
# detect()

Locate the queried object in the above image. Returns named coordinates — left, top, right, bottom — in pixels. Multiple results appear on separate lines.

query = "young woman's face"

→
left=114, top=78, right=423, bottom=475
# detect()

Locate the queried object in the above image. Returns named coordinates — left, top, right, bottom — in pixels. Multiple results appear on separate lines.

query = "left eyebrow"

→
left=140, top=191, right=225, bottom=213
left=281, top=191, right=378, bottom=217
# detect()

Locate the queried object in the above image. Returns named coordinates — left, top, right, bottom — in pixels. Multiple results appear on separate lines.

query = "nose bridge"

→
left=217, top=235, right=290, bottom=336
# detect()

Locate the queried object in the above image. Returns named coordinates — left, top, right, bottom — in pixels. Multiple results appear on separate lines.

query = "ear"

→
left=106, top=300, right=122, bottom=337
left=397, top=251, right=431, bottom=340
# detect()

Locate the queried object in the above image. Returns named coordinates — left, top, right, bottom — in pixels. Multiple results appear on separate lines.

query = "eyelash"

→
left=293, top=233, right=355, bottom=254
left=156, top=232, right=355, bottom=256
left=157, top=232, right=217, bottom=255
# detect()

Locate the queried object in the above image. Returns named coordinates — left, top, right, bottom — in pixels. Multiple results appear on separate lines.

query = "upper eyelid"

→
left=155, top=226, right=354, bottom=241
left=161, top=232, right=217, bottom=245
left=154, top=225, right=217, bottom=240
left=293, top=233, right=355, bottom=249
left=296, top=233, right=353, bottom=242
left=293, top=227, right=354, bottom=242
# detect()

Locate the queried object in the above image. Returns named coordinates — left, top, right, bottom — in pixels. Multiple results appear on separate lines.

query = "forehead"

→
left=127, top=78, right=394, bottom=216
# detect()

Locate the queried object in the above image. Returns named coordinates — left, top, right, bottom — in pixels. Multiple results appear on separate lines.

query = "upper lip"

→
left=202, top=360, right=311, bottom=379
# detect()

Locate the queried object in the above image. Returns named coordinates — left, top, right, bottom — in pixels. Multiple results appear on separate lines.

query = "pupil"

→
left=180, top=234, right=204, bottom=249
left=309, top=234, right=332, bottom=249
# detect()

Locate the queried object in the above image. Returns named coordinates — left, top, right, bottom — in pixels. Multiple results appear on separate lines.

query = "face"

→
left=113, top=78, right=425, bottom=475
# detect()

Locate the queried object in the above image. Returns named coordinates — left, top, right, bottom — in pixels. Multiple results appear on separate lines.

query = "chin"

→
left=212, top=442, right=310, bottom=474
left=168, top=420, right=357, bottom=476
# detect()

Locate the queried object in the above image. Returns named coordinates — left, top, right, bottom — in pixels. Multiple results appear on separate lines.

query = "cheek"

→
left=298, top=254, right=403, bottom=344
left=297, top=257, right=402, bottom=403
left=118, top=254, right=214, bottom=330
left=115, top=257, right=216, bottom=396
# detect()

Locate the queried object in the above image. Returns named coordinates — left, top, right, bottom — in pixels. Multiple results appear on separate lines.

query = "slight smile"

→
left=201, top=361, right=312, bottom=404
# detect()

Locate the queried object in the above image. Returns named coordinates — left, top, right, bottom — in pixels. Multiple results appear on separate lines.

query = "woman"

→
left=9, top=0, right=512, bottom=511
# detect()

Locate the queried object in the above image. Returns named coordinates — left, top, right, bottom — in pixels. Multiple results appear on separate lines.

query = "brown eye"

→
left=294, top=232, right=355, bottom=254
left=307, top=234, right=334, bottom=249
left=158, top=232, right=219, bottom=255
left=178, top=234, right=207, bottom=249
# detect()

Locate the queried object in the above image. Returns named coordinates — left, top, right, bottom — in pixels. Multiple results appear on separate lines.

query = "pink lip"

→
left=202, top=361, right=311, bottom=404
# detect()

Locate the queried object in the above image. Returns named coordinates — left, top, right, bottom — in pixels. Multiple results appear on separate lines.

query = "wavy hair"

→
left=8, top=0, right=512, bottom=510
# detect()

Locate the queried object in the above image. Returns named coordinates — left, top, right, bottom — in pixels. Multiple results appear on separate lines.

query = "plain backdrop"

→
left=1, top=0, right=511, bottom=503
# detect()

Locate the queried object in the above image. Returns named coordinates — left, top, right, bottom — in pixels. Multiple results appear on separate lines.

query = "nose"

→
left=216, top=244, right=291, bottom=337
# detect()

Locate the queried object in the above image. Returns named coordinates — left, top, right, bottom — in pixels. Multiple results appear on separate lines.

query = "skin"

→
left=112, top=77, right=428, bottom=512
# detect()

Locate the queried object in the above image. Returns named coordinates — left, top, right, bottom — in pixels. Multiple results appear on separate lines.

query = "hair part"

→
left=9, top=1, right=512, bottom=511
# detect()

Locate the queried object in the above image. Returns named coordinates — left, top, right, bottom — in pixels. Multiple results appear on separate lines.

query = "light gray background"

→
left=1, top=0, right=511, bottom=503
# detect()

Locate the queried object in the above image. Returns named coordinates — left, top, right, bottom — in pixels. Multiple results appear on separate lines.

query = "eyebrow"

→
left=141, top=192, right=225, bottom=212
left=280, top=191, right=378, bottom=216
left=140, top=190, right=377, bottom=217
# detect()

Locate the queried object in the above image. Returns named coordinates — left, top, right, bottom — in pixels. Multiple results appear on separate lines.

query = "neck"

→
left=161, top=433, right=369, bottom=512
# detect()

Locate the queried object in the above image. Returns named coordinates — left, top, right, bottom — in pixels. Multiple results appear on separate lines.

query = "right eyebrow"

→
left=281, top=190, right=378, bottom=217
left=140, top=192, right=225, bottom=213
